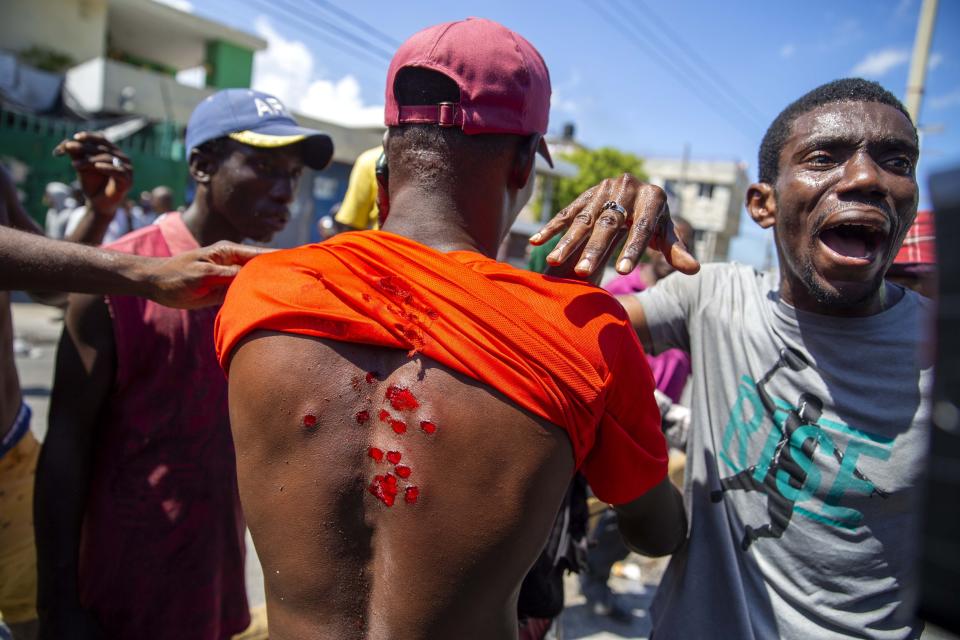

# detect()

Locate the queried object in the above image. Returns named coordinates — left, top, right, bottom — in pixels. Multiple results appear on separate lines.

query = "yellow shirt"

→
left=335, top=146, right=382, bottom=230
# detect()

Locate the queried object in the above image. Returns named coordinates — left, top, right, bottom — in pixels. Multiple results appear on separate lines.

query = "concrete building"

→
left=639, top=158, right=748, bottom=263
left=0, top=0, right=385, bottom=244
left=2, top=0, right=574, bottom=250
left=2, top=0, right=267, bottom=125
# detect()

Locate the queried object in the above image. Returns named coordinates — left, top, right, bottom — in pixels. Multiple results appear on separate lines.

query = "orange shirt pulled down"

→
left=215, top=231, right=666, bottom=504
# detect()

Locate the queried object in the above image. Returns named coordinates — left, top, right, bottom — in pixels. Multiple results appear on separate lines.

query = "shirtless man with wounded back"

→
left=217, top=18, right=695, bottom=640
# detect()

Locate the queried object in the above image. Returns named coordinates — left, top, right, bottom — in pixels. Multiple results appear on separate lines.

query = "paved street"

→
left=12, top=300, right=659, bottom=639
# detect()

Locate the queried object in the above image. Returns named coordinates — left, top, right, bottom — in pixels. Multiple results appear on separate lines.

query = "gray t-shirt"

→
left=640, top=263, right=932, bottom=640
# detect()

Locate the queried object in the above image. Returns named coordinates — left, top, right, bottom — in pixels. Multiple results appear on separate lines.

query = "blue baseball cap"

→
left=185, top=89, right=334, bottom=170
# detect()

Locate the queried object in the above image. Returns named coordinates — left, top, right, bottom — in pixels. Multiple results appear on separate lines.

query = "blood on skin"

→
left=386, top=451, right=402, bottom=465
left=420, top=420, right=437, bottom=434
left=365, top=371, right=379, bottom=384
left=389, top=419, right=407, bottom=434
left=356, top=410, right=370, bottom=424
left=378, top=409, right=391, bottom=423
left=302, top=414, right=317, bottom=428
left=404, top=486, right=420, bottom=504
left=386, top=385, right=420, bottom=411
left=368, top=447, right=384, bottom=462
left=395, top=464, right=411, bottom=479
left=369, top=473, right=399, bottom=506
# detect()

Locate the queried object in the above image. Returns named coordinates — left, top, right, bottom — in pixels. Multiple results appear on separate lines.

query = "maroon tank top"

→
left=79, top=214, right=249, bottom=639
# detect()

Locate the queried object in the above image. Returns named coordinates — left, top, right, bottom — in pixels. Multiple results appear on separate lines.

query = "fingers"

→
left=54, top=133, right=130, bottom=162
left=653, top=219, right=701, bottom=275
left=615, top=184, right=670, bottom=273
left=71, top=154, right=133, bottom=176
left=529, top=185, right=598, bottom=246
left=202, top=241, right=275, bottom=266
left=545, top=186, right=609, bottom=269
left=570, top=176, right=638, bottom=276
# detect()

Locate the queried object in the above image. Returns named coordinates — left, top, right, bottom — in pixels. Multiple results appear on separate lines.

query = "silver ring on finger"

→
left=600, top=200, right=627, bottom=216
left=112, top=156, right=122, bottom=169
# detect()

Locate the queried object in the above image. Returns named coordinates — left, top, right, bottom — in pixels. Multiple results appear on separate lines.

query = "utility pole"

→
left=905, top=0, right=940, bottom=124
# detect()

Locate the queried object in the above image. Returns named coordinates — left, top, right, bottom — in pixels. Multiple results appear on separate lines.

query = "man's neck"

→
left=779, top=278, right=903, bottom=318
left=180, top=196, right=242, bottom=247
left=381, top=185, right=507, bottom=258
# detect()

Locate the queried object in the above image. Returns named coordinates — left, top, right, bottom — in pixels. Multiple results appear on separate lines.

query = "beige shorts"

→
left=0, top=429, right=39, bottom=624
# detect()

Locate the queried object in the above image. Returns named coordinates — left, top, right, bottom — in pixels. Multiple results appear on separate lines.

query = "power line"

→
left=271, top=0, right=395, bottom=60
left=300, top=0, right=402, bottom=50
left=627, top=0, right=768, bottom=126
left=607, top=0, right=765, bottom=133
left=580, top=0, right=756, bottom=140
left=238, top=0, right=390, bottom=69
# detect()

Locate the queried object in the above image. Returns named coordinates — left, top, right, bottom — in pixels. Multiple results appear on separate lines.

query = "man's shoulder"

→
left=639, top=261, right=768, bottom=305
left=697, top=261, right=766, bottom=285
left=470, top=258, right=631, bottom=322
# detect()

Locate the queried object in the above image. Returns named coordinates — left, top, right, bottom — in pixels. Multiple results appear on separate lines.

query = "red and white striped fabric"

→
left=894, top=210, right=936, bottom=266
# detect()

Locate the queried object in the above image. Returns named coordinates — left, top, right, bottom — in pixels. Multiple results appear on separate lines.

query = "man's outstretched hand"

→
left=144, top=242, right=272, bottom=309
left=530, top=173, right=700, bottom=280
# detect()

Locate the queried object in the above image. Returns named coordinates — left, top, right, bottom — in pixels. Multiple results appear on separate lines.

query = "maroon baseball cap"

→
left=384, top=17, right=553, bottom=167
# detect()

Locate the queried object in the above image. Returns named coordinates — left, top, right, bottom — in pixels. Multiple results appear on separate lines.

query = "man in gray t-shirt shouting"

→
left=533, top=78, right=930, bottom=639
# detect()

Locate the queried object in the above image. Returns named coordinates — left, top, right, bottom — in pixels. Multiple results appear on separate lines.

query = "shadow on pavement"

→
left=561, top=588, right=655, bottom=640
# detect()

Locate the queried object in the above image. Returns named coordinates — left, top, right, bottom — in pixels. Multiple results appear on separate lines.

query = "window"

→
left=698, top=182, right=715, bottom=199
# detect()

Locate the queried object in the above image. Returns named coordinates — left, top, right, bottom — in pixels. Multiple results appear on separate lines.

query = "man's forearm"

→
left=0, top=226, right=154, bottom=297
left=63, top=206, right=115, bottom=246
left=614, top=477, right=687, bottom=556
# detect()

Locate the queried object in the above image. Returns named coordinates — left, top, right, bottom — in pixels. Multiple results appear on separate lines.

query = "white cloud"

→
left=252, top=17, right=315, bottom=105
left=299, top=76, right=383, bottom=126
left=929, top=52, right=944, bottom=70
left=152, top=0, right=194, bottom=12
left=850, top=48, right=910, bottom=77
left=251, top=16, right=383, bottom=127
left=930, top=89, right=960, bottom=110
left=551, top=70, right=582, bottom=115
left=779, top=44, right=795, bottom=58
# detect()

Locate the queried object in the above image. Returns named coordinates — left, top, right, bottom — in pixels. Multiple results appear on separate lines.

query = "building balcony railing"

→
left=65, top=56, right=214, bottom=127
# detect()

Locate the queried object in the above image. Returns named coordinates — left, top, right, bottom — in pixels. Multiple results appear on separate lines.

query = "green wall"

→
left=0, top=111, right=187, bottom=224
left=205, top=40, right=254, bottom=89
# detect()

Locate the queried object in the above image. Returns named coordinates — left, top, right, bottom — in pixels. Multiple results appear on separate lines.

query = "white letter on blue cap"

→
left=265, top=97, right=287, bottom=115
left=255, top=98, right=275, bottom=118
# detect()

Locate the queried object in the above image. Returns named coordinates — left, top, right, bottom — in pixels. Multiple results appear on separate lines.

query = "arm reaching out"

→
left=0, top=227, right=270, bottom=309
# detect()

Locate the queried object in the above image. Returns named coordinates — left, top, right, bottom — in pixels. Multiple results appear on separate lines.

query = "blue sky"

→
left=173, top=0, right=959, bottom=266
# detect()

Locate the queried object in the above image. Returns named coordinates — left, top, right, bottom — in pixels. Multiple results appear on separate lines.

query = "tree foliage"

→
left=552, top=146, right=647, bottom=214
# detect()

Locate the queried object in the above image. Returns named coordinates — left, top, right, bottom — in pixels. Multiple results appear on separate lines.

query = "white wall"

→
left=1, top=0, right=107, bottom=65
left=66, top=57, right=213, bottom=125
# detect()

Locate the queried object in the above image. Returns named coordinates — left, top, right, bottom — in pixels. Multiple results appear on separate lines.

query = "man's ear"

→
left=746, top=182, right=777, bottom=229
left=509, top=134, right=540, bottom=190
left=189, top=148, right=217, bottom=185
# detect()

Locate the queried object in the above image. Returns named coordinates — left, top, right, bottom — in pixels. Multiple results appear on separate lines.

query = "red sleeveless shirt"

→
left=80, top=214, right=249, bottom=639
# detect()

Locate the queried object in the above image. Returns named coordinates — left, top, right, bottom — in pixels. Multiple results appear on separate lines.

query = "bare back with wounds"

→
left=228, top=332, right=574, bottom=640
